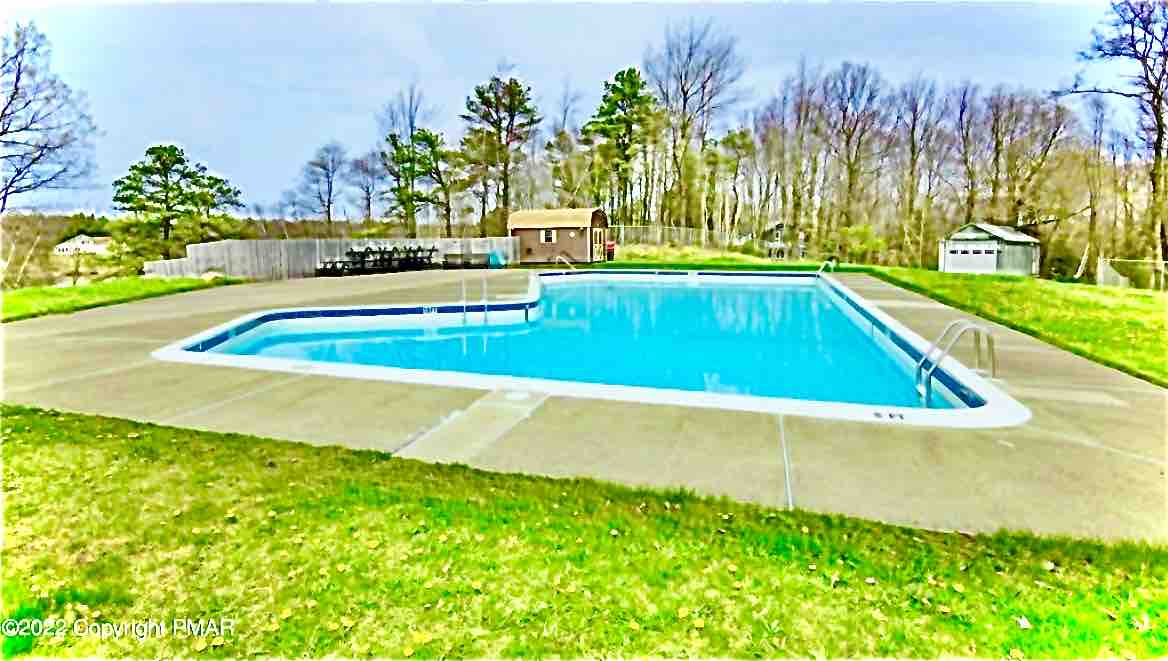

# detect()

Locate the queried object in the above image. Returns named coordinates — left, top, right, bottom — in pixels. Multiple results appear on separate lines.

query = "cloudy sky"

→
left=9, top=2, right=1124, bottom=215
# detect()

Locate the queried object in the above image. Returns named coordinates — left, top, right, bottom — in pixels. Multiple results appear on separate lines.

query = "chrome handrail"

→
left=481, top=270, right=489, bottom=324
left=817, top=259, right=837, bottom=273
left=915, top=321, right=998, bottom=406
left=555, top=255, right=576, bottom=270
left=915, top=320, right=974, bottom=384
left=461, top=271, right=468, bottom=325
left=524, top=271, right=539, bottom=322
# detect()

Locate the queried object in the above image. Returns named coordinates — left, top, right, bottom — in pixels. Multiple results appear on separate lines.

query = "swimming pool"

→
left=154, top=271, right=1031, bottom=428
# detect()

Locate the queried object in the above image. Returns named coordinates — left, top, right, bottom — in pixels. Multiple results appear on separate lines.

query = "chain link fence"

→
left=609, top=225, right=739, bottom=249
left=1097, top=258, right=1168, bottom=290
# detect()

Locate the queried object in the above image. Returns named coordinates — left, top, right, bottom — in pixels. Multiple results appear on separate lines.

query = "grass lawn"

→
left=1, top=276, right=243, bottom=323
left=870, top=268, right=1168, bottom=387
left=3, top=405, right=1166, bottom=659
left=608, top=246, right=1168, bottom=387
left=615, top=244, right=779, bottom=265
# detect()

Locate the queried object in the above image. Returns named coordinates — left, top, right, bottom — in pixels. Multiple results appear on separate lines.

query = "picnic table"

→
left=315, top=245, right=439, bottom=277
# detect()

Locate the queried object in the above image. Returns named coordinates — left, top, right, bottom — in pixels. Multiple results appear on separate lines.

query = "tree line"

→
left=267, top=1, right=1164, bottom=280
left=3, top=2, right=1165, bottom=281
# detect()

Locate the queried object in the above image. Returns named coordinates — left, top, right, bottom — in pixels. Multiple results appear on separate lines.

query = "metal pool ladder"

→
left=817, top=259, right=836, bottom=273
left=481, top=270, right=488, bottom=324
left=914, top=320, right=998, bottom=405
left=458, top=270, right=490, bottom=325
left=555, top=255, right=576, bottom=270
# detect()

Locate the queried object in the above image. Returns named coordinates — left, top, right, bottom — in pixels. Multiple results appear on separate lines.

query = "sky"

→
left=7, top=1, right=1127, bottom=215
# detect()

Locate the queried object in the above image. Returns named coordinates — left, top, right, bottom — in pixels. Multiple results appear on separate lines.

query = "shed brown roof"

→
left=507, top=208, right=605, bottom=231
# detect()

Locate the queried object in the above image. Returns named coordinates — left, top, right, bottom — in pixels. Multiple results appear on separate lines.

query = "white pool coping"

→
left=152, top=270, right=1032, bottom=429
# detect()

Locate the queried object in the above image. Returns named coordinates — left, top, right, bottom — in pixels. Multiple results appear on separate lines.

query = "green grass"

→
left=614, top=244, right=780, bottom=265
left=3, top=404, right=1165, bottom=658
left=868, top=268, right=1168, bottom=388
left=605, top=247, right=1168, bottom=387
left=1, top=276, right=243, bottom=322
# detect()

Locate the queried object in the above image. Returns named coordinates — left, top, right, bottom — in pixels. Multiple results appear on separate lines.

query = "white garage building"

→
left=52, top=234, right=112, bottom=256
left=938, top=223, right=1040, bottom=276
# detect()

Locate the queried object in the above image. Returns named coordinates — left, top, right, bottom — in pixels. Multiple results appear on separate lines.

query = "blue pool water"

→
left=209, top=279, right=954, bottom=409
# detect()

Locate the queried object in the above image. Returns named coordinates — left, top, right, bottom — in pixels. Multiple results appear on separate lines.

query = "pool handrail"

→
left=915, top=320, right=997, bottom=406
left=555, top=255, right=576, bottom=270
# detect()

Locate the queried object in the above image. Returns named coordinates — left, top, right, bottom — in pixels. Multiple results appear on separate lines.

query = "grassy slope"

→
left=1, top=277, right=242, bottom=322
left=3, top=405, right=1166, bottom=659
left=605, top=247, right=1168, bottom=387
left=868, top=268, right=1168, bottom=387
left=614, top=244, right=778, bottom=265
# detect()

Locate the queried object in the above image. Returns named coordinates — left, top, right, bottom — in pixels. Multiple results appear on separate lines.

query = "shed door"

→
left=945, top=241, right=998, bottom=273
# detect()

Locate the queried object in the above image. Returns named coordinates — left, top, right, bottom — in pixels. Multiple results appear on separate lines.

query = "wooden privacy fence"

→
left=144, top=237, right=519, bottom=281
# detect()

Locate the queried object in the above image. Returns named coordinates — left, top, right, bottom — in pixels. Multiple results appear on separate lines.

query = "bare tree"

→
left=378, top=83, right=435, bottom=235
left=14, top=216, right=43, bottom=287
left=894, top=75, right=949, bottom=264
left=0, top=23, right=97, bottom=213
left=995, top=89, right=1069, bottom=226
left=950, top=82, right=982, bottom=225
left=820, top=62, right=893, bottom=229
left=1061, top=0, right=1168, bottom=282
left=644, top=19, right=744, bottom=226
left=1076, top=95, right=1110, bottom=280
left=249, top=202, right=270, bottom=237
left=295, top=141, right=347, bottom=224
left=377, top=82, right=435, bottom=140
left=777, top=60, right=824, bottom=243
left=553, top=77, right=584, bottom=136
left=984, top=86, right=1014, bottom=217
left=345, top=149, right=386, bottom=222
left=1108, top=128, right=1139, bottom=256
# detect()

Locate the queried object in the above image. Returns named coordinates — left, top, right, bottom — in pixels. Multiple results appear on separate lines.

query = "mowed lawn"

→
left=1, top=276, right=241, bottom=322
left=871, top=268, right=1168, bottom=387
left=3, top=405, right=1166, bottom=659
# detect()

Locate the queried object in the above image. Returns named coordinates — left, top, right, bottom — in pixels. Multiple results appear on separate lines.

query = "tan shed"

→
left=507, top=208, right=609, bottom=264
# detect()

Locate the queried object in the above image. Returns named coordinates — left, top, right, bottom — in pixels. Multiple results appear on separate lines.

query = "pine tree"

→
left=461, top=76, right=541, bottom=226
left=584, top=68, right=657, bottom=224
left=112, top=145, right=242, bottom=249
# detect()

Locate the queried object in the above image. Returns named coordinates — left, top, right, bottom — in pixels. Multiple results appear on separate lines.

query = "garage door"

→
left=945, top=242, right=998, bottom=273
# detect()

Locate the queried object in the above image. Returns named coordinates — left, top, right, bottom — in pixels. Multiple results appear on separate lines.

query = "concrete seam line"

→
left=391, top=404, right=474, bottom=455
left=392, top=390, right=549, bottom=459
left=435, top=391, right=549, bottom=463
left=476, top=392, right=550, bottom=452
left=12, top=335, right=175, bottom=345
left=159, top=374, right=308, bottom=425
left=4, top=359, right=157, bottom=394
left=49, top=336, right=177, bottom=344
left=1050, top=434, right=1167, bottom=467
left=1006, top=380, right=1165, bottom=396
left=778, top=413, right=794, bottom=510
left=1020, top=422, right=1168, bottom=466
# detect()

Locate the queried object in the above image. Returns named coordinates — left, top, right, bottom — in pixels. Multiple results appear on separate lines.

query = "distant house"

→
left=506, top=208, right=609, bottom=264
left=53, top=234, right=112, bottom=257
left=939, top=223, right=1039, bottom=276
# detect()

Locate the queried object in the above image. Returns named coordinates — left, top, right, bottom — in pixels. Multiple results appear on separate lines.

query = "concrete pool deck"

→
left=3, top=270, right=1165, bottom=542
